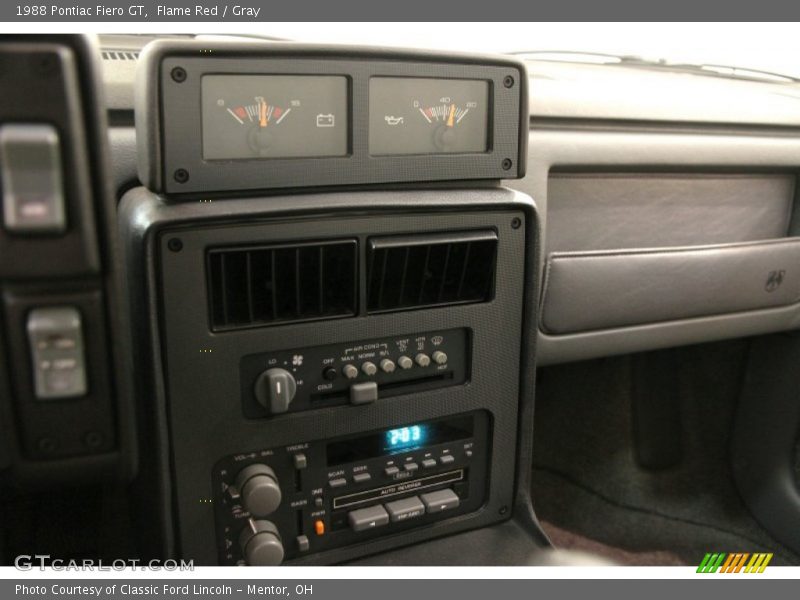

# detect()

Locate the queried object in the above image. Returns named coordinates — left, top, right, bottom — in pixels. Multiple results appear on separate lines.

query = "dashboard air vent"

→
left=207, top=240, right=357, bottom=331
left=367, top=231, right=497, bottom=313
left=101, top=50, right=140, bottom=61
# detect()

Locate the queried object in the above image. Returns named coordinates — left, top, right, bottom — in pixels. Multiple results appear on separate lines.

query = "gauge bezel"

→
left=136, top=41, right=527, bottom=196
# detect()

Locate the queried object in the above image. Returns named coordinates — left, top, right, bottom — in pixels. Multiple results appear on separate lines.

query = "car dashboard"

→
left=2, top=33, right=800, bottom=567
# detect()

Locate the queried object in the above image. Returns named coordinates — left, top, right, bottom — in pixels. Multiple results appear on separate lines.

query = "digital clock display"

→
left=385, top=425, right=427, bottom=451
left=326, top=415, right=475, bottom=466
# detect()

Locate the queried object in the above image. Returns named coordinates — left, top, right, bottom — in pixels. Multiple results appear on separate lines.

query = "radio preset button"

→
left=415, top=353, right=431, bottom=367
left=385, top=496, right=425, bottom=522
left=328, top=477, right=347, bottom=489
left=432, top=351, right=448, bottom=365
left=404, top=462, right=419, bottom=472
left=421, top=458, right=437, bottom=469
left=384, top=466, right=400, bottom=477
left=342, top=364, right=359, bottom=379
left=361, top=361, right=378, bottom=376
left=380, top=358, right=396, bottom=373
left=439, top=454, right=455, bottom=466
left=420, top=488, right=460, bottom=514
left=353, top=472, right=372, bottom=484
left=348, top=505, right=390, bottom=532
left=397, top=356, right=413, bottom=370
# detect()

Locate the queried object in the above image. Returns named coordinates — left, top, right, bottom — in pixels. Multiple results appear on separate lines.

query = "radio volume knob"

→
left=240, top=520, right=284, bottom=566
left=235, top=464, right=282, bottom=517
left=254, top=368, right=297, bottom=415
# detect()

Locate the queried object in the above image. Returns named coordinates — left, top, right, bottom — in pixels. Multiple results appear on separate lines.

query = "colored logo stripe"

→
left=697, top=552, right=773, bottom=573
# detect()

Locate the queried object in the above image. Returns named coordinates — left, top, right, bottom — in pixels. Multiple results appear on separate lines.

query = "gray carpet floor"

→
left=531, top=340, right=800, bottom=566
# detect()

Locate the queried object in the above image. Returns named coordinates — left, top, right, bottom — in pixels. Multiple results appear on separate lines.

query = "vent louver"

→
left=207, top=240, right=357, bottom=331
left=101, top=50, right=140, bottom=61
left=367, top=231, right=498, bottom=313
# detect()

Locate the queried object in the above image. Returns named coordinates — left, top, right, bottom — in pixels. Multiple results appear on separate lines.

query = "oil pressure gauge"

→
left=369, top=77, right=490, bottom=156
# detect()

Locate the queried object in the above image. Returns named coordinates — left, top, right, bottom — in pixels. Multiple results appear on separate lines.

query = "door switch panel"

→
left=0, top=124, right=66, bottom=234
left=27, top=306, right=87, bottom=399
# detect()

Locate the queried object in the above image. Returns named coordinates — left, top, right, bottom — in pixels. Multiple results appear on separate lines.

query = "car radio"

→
left=212, top=410, right=490, bottom=565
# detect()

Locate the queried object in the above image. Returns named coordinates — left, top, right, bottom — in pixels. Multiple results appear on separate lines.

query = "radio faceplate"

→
left=240, top=328, right=469, bottom=417
left=212, top=410, right=491, bottom=565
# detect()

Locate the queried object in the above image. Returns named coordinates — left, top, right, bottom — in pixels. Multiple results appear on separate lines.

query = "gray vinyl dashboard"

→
left=506, top=60, right=800, bottom=366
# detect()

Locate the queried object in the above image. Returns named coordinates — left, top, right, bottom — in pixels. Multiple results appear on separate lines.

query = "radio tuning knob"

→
left=235, top=464, right=282, bottom=517
left=240, top=519, right=284, bottom=566
left=254, top=368, right=297, bottom=414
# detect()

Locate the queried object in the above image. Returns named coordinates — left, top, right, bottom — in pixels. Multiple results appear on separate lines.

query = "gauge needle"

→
left=447, top=104, right=456, bottom=127
left=259, top=99, right=268, bottom=127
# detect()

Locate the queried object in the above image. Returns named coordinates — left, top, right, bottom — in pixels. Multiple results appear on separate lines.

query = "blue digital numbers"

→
left=385, top=425, right=426, bottom=450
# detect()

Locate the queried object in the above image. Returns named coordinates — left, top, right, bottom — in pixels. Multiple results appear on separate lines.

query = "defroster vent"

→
left=367, top=231, right=498, bottom=313
left=208, top=240, right=357, bottom=331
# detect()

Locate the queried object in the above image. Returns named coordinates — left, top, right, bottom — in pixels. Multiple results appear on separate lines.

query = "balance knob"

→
left=240, top=520, right=284, bottom=566
left=254, top=368, right=297, bottom=414
left=235, top=464, right=282, bottom=517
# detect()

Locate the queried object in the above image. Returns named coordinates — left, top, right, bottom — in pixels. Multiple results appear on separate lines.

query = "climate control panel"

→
left=240, top=328, right=469, bottom=417
left=212, top=410, right=490, bottom=565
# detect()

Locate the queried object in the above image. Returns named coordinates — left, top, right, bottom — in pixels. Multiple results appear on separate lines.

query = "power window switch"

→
left=27, top=306, right=86, bottom=399
left=1, top=124, right=66, bottom=234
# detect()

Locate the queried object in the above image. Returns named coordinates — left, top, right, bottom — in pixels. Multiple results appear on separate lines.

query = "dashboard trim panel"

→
left=135, top=41, right=527, bottom=196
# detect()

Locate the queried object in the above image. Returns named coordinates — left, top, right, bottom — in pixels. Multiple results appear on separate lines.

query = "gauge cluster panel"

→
left=136, top=41, right=527, bottom=195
